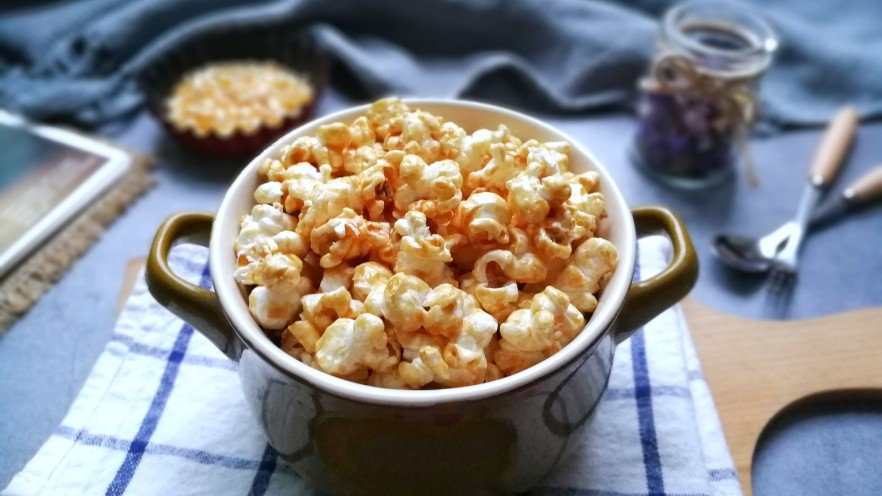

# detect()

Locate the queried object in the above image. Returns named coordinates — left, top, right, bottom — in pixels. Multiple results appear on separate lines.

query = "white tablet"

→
left=0, top=111, right=131, bottom=278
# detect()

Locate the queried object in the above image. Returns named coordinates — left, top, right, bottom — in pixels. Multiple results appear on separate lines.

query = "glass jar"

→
left=632, top=1, right=778, bottom=188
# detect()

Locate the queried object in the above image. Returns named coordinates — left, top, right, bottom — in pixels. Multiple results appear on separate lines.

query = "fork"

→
left=766, top=182, right=816, bottom=308
left=765, top=214, right=805, bottom=317
left=765, top=107, right=859, bottom=316
left=765, top=243, right=798, bottom=317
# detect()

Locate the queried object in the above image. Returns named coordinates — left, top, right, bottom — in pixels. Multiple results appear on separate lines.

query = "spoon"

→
left=714, top=165, right=882, bottom=273
left=713, top=107, right=860, bottom=274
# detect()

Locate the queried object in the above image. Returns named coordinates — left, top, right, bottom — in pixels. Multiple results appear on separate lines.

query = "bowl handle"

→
left=146, top=213, right=240, bottom=362
left=613, top=206, right=699, bottom=344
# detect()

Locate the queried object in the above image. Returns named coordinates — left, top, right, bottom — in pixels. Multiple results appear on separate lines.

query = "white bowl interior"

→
left=210, top=99, right=636, bottom=406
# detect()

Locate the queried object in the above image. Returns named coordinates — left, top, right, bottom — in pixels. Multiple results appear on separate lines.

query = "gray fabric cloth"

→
left=0, top=0, right=880, bottom=128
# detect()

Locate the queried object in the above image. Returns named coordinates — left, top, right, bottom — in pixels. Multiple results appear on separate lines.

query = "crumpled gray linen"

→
left=0, top=0, right=880, bottom=128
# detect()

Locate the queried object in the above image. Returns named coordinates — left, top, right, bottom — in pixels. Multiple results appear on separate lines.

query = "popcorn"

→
left=530, top=221, right=573, bottom=261
left=523, top=140, right=570, bottom=177
left=377, top=283, right=500, bottom=387
left=342, top=145, right=379, bottom=176
left=248, top=276, right=312, bottom=329
left=399, top=358, right=435, bottom=389
left=378, top=273, right=431, bottom=333
left=315, top=313, right=392, bottom=376
left=258, top=158, right=285, bottom=181
left=456, top=191, right=511, bottom=245
left=421, top=284, right=467, bottom=339
left=472, top=228, right=547, bottom=285
left=492, top=339, right=547, bottom=377
left=235, top=97, right=619, bottom=389
left=366, top=98, right=409, bottom=139
left=467, top=144, right=521, bottom=195
left=351, top=261, right=394, bottom=316
left=458, top=125, right=516, bottom=178
left=367, top=370, right=409, bottom=389
left=565, top=171, right=606, bottom=239
left=316, top=122, right=362, bottom=176
left=236, top=204, right=295, bottom=250
left=348, top=116, right=377, bottom=148
left=392, top=155, right=463, bottom=220
left=257, top=253, right=305, bottom=291
left=317, top=122, right=353, bottom=151
left=285, top=320, right=321, bottom=353
left=499, top=287, right=584, bottom=353
left=254, top=181, right=283, bottom=205
left=461, top=273, right=522, bottom=322
left=393, top=211, right=455, bottom=286
left=553, top=237, right=618, bottom=313
left=424, top=285, right=497, bottom=371
left=419, top=345, right=450, bottom=380
left=485, top=363, right=504, bottom=382
left=310, top=208, right=393, bottom=268
left=234, top=204, right=304, bottom=286
left=506, top=171, right=571, bottom=225
left=282, top=135, right=331, bottom=167
left=318, top=264, right=354, bottom=293
left=300, top=287, right=362, bottom=335
left=388, top=110, right=444, bottom=162
left=280, top=162, right=325, bottom=213
left=500, top=304, right=554, bottom=353
left=437, top=121, right=467, bottom=159
left=446, top=303, right=498, bottom=385
left=295, top=180, right=356, bottom=237
left=351, top=261, right=393, bottom=301
left=295, top=163, right=387, bottom=238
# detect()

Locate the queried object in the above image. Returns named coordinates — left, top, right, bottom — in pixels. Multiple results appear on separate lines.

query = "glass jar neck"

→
left=662, top=1, right=777, bottom=80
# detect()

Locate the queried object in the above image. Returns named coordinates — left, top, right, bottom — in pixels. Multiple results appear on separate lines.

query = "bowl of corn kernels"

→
left=138, top=27, right=324, bottom=156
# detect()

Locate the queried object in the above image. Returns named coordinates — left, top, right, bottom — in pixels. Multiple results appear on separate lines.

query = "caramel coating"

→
left=235, top=98, right=618, bottom=389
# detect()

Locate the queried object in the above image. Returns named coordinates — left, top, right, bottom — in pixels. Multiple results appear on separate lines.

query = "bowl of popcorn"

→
left=147, top=98, right=698, bottom=495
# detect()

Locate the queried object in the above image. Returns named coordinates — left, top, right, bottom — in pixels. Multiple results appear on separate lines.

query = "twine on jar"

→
left=640, top=52, right=761, bottom=187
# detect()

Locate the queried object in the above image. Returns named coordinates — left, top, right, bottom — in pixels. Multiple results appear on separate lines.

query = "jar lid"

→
left=662, top=1, right=778, bottom=79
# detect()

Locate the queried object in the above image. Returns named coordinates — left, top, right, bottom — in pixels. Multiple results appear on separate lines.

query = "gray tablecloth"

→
left=1, top=0, right=881, bottom=128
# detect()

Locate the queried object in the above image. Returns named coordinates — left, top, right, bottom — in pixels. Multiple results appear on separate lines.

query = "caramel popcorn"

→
left=166, top=61, right=314, bottom=137
left=235, top=98, right=618, bottom=389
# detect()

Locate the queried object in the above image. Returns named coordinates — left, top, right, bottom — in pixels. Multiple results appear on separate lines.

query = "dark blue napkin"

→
left=0, top=0, right=880, bottom=128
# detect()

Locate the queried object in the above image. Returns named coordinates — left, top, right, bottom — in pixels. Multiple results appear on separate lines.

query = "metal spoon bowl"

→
left=713, top=223, right=792, bottom=274
left=713, top=107, right=867, bottom=276
left=713, top=166, right=882, bottom=274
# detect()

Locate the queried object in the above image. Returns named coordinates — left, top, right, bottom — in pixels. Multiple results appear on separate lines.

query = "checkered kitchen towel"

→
left=3, top=238, right=740, bottom=496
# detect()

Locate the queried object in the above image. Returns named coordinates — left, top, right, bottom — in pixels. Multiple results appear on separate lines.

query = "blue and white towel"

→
left=2, top=238, right=740, bottom=496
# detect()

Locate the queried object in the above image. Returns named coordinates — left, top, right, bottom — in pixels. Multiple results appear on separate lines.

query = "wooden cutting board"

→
left=117, top=258, right=882, bottom=495
left=682, top=299, right=882, bottom=494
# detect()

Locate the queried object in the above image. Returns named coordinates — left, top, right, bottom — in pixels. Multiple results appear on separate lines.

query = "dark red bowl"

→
left=138, top=27, right=326, bottom=158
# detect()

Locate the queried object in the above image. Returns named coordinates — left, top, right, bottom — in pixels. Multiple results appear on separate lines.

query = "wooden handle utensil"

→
left=809, top=106, right=859, bottom=187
